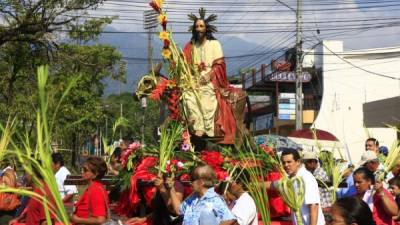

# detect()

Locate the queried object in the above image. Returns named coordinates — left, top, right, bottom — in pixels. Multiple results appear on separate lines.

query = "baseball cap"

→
left=357, top=151, right=378, bottom=166
left=379, top=146, right=388, bottom=156
left=303, top=151, right=318, bottom=161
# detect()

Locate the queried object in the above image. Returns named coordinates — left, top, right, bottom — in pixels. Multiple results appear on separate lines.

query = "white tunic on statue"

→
left=182, top=39, right=222, bottom=136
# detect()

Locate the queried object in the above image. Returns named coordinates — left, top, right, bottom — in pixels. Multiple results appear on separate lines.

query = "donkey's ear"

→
left=156, top=62, right=163, bottom=73
left=152, top=62, right=163, bottom=75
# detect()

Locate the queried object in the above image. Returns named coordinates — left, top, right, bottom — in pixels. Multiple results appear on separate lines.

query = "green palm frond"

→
left=235, top=136, right=272, bottom=225
left=0, top=66, right=76, bottom=225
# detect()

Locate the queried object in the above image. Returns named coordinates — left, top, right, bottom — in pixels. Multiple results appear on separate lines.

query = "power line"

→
left=102, top=1, right=400, bottom=12
left=82, top=15, right=400, bottom=25
left=322, top=42, right=400, bottom=80
left=73, top=22, right=400, bottom=34
left=227, top=32, right=295, bottom=74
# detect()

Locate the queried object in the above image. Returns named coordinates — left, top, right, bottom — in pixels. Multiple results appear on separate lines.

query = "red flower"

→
left=180, top=173, right=190, bottom=181
left=163, top=39, right=170, bottom=48
left=215, top=168, right=229, bottom=181
left=166, top=159, right=178, bottom=172
left=166, top=159, right=185, bottom=173
left=149, top=1, right=161, bottom=13
left=149, top=78, right=168, bottom=101
left=167, top=88, right=180, bottom=120
left=260, top=144, right=274, bottom=155
left=201, top=151, right=224, bottom=168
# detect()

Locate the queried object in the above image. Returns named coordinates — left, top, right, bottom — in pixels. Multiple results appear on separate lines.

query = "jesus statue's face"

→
left=195, top=20, right=206, bottom=43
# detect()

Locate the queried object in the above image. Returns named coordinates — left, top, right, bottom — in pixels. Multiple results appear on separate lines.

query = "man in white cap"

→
left=357, top=150, right=390, bottom=190
left=358, top=151, right=384, bottom=178
left=303, top=151, right=333, bottom=211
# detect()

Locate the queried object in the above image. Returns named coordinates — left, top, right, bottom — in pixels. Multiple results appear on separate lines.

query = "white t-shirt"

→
left=55, top=166, right=78, bottom=198
left=231, top=192, right=258, bottom=225
left=293, top=166, right=325, bottom=225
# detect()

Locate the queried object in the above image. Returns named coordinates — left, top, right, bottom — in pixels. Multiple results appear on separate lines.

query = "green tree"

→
left=0, top=0, right=127, bottom=166
left=102, top=93, right=161, bottom=147
left=0, top=0, right=106, bottom=46
left=47, top=43, right=126, bottom=166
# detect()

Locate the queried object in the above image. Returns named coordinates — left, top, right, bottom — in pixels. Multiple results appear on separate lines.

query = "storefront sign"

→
left=266, top=71, right=311, bottom=82
left=278, top=92, right=301, bottom=120
left=253, top=113, right=274, bottom=131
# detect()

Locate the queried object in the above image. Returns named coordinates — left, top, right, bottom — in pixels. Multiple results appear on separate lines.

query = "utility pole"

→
left=147, top=28, right=153, bottom=71
left=144, top=10, right=157, bottom=71
left=295, top=0, right=303, bottom=130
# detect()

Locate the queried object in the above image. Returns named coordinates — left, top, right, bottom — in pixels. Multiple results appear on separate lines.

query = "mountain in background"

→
left=98, top=26, right=266, bottom=95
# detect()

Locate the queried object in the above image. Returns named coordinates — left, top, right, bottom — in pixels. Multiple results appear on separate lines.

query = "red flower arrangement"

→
left=149, top=78, right=169, bottom=101
left=201, top=151, right=224, bottom=168
left=150, top=79, right=180, bottom=120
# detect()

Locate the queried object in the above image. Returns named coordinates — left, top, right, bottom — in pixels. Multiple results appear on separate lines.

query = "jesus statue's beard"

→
left=194, top=31, right=206, bottom=44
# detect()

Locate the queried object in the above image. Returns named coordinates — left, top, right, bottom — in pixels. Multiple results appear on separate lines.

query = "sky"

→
left=92, top=0, right=400, bottom=46
left=87, top=0, right=400, bottom=93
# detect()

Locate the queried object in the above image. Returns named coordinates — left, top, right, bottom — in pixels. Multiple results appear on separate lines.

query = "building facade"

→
left=244, top=40, right=399, bottom=162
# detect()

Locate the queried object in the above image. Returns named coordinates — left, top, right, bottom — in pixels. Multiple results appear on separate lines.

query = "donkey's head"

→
left=135, top=63, right=165, bottom=99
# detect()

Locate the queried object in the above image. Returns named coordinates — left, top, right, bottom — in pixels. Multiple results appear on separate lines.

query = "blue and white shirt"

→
left=180, top=187, right=235, bottom=225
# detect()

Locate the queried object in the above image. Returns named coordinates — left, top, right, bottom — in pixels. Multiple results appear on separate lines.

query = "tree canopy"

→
left=0, top=0, right=106, bottom=47
left=0, top=0, right=158, bottom=166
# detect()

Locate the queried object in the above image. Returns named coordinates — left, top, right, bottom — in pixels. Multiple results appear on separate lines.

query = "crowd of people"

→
left=0, top=136, right=399, bottom=225
left=0, top=2, right=398, bottom=225
left=112, top=137, right=400, bottom=225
